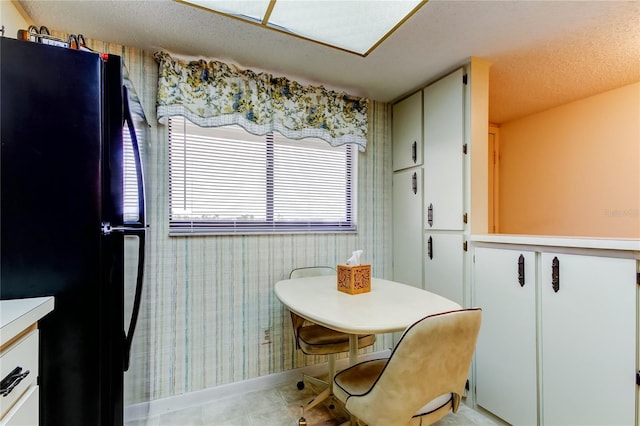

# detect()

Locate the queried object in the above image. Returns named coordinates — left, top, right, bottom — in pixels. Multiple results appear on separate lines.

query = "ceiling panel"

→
left=15, top=0, right=640, bottom=123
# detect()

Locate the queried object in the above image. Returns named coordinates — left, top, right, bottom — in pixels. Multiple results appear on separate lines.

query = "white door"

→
left=392, top=91, right=423, bottom=171
left=474, top=247, right=537, bottom=425
left=392, top=168, right=423, bottom=288
left=540, top=253, right=636, bottom=425
left=424, top=232, right=463, bottom=304
left=423, top=68, right=464, bottom=231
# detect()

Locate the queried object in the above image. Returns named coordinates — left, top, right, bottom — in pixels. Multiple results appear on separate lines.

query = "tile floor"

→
left=125, top=380, right=502, bottom=426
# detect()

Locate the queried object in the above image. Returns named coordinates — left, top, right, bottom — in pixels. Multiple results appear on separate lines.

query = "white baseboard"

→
left=125, top=349, right=392, bottom=421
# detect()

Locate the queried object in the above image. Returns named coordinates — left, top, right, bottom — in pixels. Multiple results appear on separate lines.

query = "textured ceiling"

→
left=17, top=0, right=640, bottom=124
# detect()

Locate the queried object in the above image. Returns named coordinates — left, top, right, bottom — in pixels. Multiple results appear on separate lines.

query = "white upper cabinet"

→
left=423, top=68, right=465, bottom=231
left=392, top=168, right=423, bottom=289
left=392, top=91, right=423, bottom=171
left=424, top=232, right=464, bottom=304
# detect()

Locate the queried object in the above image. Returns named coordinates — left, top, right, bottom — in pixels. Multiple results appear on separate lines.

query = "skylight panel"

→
left=268, top=1, right=423, bottom=55
left=182, top=0, right=271, bottom=23
left=177, top=0, right=426, bottom=56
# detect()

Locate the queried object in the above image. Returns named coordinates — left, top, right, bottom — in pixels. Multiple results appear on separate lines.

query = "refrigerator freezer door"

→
left=1, top=38, right=125, bottom=426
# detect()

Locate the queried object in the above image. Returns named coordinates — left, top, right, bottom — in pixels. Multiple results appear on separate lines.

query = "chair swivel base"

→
left=299, top=374, right=335, bottom=411
left=298, top=354, right=339, bottom=412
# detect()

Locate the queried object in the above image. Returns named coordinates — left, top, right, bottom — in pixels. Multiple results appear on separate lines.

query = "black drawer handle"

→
left=1, top=366, right=30, bottom=397
left=552, top=256, right=560, bottom=293
left=518, top=254, right=525, bottom=287
left=412, top=172, right=417, bottom=194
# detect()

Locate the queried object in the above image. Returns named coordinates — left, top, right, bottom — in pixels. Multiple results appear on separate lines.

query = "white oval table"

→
left=275, top=275, right=462, bottom=364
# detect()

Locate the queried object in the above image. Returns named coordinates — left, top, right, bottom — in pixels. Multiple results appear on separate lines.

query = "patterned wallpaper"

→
left=74, top=38, right=393, bottom=405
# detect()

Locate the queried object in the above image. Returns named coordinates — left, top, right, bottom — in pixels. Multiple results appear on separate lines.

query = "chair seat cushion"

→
left=414, top=393, right=453, bottom=417
left=298, top=324, right=375, bottom=355
left=333, top=358, right=387, bottom=403
left=334, top=359, right=453, bottom=420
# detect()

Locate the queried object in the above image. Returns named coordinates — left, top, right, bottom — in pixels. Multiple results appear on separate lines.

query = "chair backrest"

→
left=288, top=266, right=337, bottom=349
left=289, top=266, right=336, bottom=279
left=345, top=309, right=482, bottom=425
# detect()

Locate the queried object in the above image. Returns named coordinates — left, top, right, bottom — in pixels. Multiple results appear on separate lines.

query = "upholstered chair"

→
left=332, top=309, right=481, bottom=425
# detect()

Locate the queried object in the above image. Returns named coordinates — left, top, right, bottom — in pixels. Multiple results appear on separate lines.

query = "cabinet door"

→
left=392, top=168, right=423, bottom=288
left=3, top=385, right=39, bottom=426
left=540, top=253, right=636, bottom=426
left=474, top=247, right=537, bottom=425
left=423, top=68, right=464, bottom=231
left=424, top=232, right=463, bottom=304
left=392, top=91, right=422, bottom=171
left=0, top=330, right=38, bottom=420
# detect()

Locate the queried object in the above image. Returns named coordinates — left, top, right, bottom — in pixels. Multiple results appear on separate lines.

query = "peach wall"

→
left=498, top=82, right=640, bottom=238
left=469, top=57, right=492, bottom=234
left=1, top=1, right=32, bottom=38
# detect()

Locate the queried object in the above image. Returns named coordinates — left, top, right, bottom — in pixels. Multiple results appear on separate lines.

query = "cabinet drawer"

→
left=0, top=330, right=38, bottom=420
left=0, top=385, right=38, bottom=426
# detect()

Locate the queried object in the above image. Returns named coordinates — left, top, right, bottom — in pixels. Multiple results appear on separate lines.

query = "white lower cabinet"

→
left=474, top=245, right=637, bottom=425
left=2, top=385, right=38, bottom=426
left=475, top=247, right=537, bottom=425
left=0, top=330, right=39, bottom=426
left=0, top=297, right=53, bottom=426
left=539, top=253, right=636, bottom=426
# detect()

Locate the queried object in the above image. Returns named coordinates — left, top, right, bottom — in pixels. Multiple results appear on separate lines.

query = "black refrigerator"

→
left=0, top=36, right=146, bottom=426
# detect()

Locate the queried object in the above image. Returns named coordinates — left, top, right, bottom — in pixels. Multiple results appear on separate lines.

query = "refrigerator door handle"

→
left=101, top=222, right=146, bottom=235
left=121, top=86, right=147, bottom=371
left=123, top=229, right=145, bottom=371
left=122, top=85, right=146, bottom=228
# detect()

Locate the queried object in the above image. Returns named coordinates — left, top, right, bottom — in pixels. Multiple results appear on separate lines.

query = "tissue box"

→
left=337, top=264, right=371, bottom=295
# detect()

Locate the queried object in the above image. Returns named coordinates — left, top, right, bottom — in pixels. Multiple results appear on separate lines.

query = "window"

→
left=168, top=116, right=356, bottom=234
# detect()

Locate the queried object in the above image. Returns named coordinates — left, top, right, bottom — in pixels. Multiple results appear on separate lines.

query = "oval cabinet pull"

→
left=412, top=141, right=417, bottom=163
left=552, top=256, right=560, bottom=293
left=427, top=236, right=433, bottom=260
left=427, top=203, right=433, bottom=227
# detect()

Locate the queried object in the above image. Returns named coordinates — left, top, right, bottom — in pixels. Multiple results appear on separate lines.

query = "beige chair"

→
left=288, top=266, right=376, bottom=412
left=333, top=309, right=482, bottom=426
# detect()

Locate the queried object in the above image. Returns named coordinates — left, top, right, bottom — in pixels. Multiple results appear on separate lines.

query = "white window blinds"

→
left=168, top=116, right=356, bottom=234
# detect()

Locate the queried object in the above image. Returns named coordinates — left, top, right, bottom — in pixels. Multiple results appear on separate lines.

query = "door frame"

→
left=488, top=125, right=500, bottom=233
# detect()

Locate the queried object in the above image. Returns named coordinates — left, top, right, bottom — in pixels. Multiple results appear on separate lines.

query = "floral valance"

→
left=154, top=52, right=368, bottom=151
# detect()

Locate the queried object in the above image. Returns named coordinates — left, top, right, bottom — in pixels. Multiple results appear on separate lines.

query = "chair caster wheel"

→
left=297, top=381, right=305, bottom=390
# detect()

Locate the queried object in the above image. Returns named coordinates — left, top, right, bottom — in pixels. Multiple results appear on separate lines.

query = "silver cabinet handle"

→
left=1, top=366, right=30, bottom=397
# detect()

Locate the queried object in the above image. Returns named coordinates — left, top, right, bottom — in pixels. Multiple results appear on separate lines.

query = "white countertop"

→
left=470, top=234, right=640, bottom=252
left=1, top=297, right=55, bottom=346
